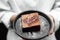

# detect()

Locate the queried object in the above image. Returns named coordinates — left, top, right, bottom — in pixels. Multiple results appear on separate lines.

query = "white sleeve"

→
left=0, top=0, right=19, bottom=28
left=0, top=11, right=15, bottom=28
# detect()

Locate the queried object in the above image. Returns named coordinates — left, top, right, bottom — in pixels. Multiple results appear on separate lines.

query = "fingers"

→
left=48, top=15, right=55, bottom=35
left=10, top=15, right=16, bottom=22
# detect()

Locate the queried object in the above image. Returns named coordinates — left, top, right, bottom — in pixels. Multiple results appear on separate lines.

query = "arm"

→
left=0, top=0, right=17, bottom=28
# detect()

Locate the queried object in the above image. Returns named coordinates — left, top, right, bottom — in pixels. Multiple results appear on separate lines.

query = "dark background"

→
left=0, top=23, right=8, bottom=40
left=0, top=23, right=60, bottom=40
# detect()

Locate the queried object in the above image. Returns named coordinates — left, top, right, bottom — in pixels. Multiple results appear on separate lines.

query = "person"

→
left=0, top=0, right=60, bottom=40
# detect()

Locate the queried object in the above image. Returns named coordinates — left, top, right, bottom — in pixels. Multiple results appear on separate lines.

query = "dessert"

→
left=21, top=13, right=40, bottom=28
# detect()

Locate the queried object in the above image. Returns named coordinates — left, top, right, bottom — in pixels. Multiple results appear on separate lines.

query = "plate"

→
left=13, top=10, right=52, bottom=40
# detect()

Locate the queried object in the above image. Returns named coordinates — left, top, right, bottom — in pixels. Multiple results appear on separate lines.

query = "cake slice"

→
left=21, top=12, right=40, bottom=28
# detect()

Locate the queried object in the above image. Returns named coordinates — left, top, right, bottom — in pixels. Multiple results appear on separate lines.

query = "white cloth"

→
left=0, top=0, right=60, bottom=40
left=7, top=29, right=23, bottom=40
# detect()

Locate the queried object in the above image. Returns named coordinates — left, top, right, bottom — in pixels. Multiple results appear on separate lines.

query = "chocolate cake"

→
left=21, top=13, right=40, bottom=32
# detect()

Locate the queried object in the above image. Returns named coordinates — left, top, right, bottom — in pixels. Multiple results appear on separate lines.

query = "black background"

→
left=0, top=23, right=8, bottom=40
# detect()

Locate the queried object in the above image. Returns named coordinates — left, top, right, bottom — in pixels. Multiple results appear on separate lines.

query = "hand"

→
left=10, top=15, right=16, bottom=22
left=48, top=15, right=55, bottom=35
